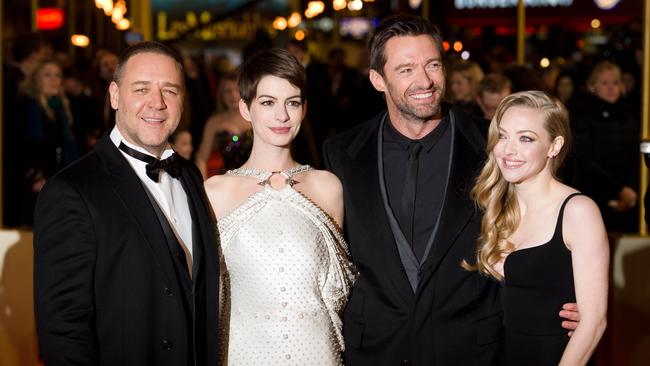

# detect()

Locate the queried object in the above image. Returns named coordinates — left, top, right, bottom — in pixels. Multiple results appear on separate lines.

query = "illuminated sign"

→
left=36, top=8, right=64, bottom=30
left=153, top=0, right=287, bottom=41
left=156, top=11, right=274, bottom=41
left=455, top=0, right=573, bottom=9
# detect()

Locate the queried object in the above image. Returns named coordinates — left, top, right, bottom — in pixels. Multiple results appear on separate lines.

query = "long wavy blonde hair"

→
left=465, top=90, right=571, bottom=281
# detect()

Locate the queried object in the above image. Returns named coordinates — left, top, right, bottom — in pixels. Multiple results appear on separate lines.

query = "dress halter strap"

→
left=225, top=165, right=313, bottom=187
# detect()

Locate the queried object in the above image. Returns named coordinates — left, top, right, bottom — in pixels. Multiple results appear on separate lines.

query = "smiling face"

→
left=493, top=106, right=562, bottom=185
left=239, top=75, right=305, bottom=149
left=109, top=52, right=185, bottom=156
left=370, top=34, right=445, bottom=124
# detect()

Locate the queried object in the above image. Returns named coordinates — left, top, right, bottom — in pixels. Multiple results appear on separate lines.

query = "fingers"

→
left=561, top=320, right=578, bottom=331
left=559, top=310, right=580, bottom=322
left=568, top=331, right=574, bottom=337
left=562, top=303, right=578, bottom=311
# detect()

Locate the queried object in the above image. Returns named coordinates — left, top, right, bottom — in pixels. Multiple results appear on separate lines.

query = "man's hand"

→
left=560, top=303, right=580, bottom=336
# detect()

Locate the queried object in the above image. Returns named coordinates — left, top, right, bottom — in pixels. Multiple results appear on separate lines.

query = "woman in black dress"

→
left=469, top=91, right=608, bottom=365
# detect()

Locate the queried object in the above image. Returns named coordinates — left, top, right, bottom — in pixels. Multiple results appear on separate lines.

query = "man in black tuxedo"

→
left=323, top=15, right=577, bottom=365
left=34, top=41, right=218, bottom=365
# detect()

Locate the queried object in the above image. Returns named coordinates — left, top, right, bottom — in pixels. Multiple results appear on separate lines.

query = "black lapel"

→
left=179, top=161, right=214, bottom=282
left=95, top=135, right=180, bottom=285
left=417, top=114, right=484, bottom=292
left=344, top=115, right=415, bottom=305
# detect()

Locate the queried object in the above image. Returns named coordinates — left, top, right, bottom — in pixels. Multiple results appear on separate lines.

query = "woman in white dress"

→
left=204, top=48, right=357, bottom=365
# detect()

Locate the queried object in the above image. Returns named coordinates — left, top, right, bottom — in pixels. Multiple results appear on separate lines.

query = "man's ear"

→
left=369, top=69, right=387, bottom=93
left=238, top=99, right=252, bottom=122
left=108, top=81, right=119, bottom=110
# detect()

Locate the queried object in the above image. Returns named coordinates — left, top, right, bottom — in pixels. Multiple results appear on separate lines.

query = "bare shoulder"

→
left=563, top=193, right=607, bottom=250
left=295, top=169, right=344, bottom=226
left=298, top=169, right=343, bottom=199
left=564, top=194, right=601, bottom=220
left=204, top=175, right=257, bottom=219
left=204, top=174, right=231, bottom=193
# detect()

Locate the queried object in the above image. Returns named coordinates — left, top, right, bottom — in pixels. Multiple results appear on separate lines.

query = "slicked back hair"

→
left=369, top=14, right=445, bottom=76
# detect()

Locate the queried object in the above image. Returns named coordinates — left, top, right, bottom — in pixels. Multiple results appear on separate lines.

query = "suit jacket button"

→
left=161, top=338, right=173, bottom=351
left=163, top=287, right=174, bottom=297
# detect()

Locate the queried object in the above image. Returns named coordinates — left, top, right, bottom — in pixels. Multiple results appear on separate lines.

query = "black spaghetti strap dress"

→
left=500, top=193, right=584, bottom=365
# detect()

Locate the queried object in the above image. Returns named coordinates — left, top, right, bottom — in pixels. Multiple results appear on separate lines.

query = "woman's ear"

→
left=548, top=136, right=565, bottom=158
left=238, top=99, right=252, bottom=122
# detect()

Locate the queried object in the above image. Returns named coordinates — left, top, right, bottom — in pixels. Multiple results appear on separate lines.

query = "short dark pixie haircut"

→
left=113, top=41, right=185, bottom=86
left=369, top=14, right=445, bottom=76
left=238, top=48, right=307, bottom=106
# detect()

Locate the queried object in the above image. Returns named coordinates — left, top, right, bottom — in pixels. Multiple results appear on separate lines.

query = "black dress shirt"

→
left=382, top=113, right=452, bottom=261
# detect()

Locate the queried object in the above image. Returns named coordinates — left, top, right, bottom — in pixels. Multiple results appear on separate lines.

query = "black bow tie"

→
left=118, top=142, right=182, bottom=182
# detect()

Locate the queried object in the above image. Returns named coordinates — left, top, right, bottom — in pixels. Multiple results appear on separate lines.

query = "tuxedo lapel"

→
left=345, top=117, right=415, bottom=305
left=417, top=120, right=482, bottom=291
left=96, top=136, right=179, bottom=285
left=179, top=163, right=213, bottom=281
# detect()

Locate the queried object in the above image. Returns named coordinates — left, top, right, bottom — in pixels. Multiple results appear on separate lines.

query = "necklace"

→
left=226, top=165, right=312, bottom=187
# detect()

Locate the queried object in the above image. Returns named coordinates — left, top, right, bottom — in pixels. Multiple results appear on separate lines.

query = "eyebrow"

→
left=497, top=127, right=540, bottom=136
left=517, top=129, right=539, bottom=135
left=130, top=81, right=182, bottom=89
left=393, top=57, right=441, bottom=71
left=256, top=94, right=302, bottom=100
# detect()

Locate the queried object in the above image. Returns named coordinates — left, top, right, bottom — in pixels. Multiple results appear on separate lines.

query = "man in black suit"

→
left=34, top=41, right=218, bottom=365
left=323, top=15, right=577, bottom=365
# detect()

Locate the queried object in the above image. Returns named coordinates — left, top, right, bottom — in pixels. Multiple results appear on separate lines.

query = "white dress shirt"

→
left=110, top=127, right=194, bottom=274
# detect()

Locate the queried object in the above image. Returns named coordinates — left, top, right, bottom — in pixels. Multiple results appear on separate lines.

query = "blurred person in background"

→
left=285, top=39, right=324, bottom=167
left=476, top=72, right=512, bottom=120
left=170, top=128, right=194, bottom=160
left=90, top=49, right=118, bottom=132
left=2, top=33, right=47, bottom=227
left=568, top=60, right=639, bottom=232
left=195, top=72, right=252, bottom=178
left=326, top=48, right=358, bottom=135
left=19, top=60, right=78, bottom=225
left=63, top=68, right=100, bottom=155
left=449, top=60, right=484, bottom=116
left=554, top=72, right=575, bottom=105
left=182, top=54, right=214, bottom=153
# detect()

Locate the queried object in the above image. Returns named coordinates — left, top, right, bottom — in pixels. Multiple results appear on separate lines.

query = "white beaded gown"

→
left=217, top=166, right=357, bottom=365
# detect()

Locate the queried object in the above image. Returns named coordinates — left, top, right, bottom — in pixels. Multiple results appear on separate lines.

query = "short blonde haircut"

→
left=587, top=60, right=625, bottom=98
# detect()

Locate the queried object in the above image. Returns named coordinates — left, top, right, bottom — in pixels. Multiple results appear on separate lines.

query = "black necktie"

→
left=400, top=141, right=422, bottom=251
left=118, top=142, right=182, bottom=182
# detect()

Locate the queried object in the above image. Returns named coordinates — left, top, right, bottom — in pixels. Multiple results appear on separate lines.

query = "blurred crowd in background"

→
left=1, top=6, right=645, bottom=236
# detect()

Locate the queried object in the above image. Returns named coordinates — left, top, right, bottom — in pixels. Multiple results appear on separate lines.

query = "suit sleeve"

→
left=34, top=177, right=98, bottom=365
left=322, top=139, right=335, bottom=173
